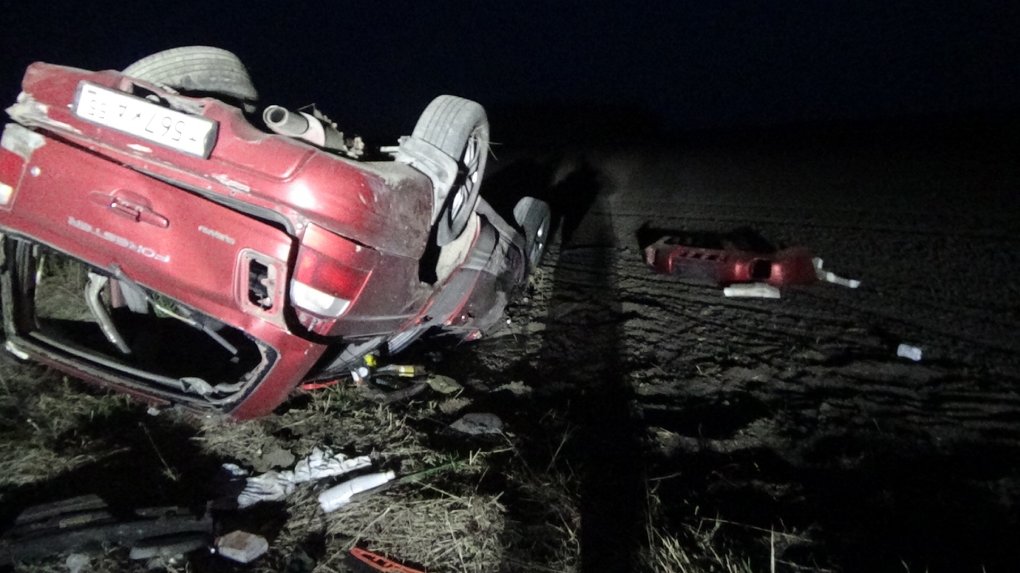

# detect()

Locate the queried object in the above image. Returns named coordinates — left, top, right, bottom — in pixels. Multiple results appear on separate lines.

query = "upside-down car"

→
left=0, top=47, right=549, bottom=419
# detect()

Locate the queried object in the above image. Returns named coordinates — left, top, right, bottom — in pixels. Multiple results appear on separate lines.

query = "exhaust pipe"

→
left=263, top=105, right=346, bottom=151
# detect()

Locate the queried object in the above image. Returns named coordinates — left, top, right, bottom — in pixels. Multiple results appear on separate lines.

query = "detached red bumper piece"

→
left=644, top=237, right=818, bottom=287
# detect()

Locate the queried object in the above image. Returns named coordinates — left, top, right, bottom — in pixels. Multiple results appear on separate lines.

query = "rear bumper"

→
left=645, top=237, right=817, bottom=287
left=0, top=126, right=329, bottom=418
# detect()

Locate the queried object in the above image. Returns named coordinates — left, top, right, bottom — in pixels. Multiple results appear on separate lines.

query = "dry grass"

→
left=0, top=294, right=772, bottom=573
left=0, top=363, right=131, bottom=490
left=194, top=384, right=518, bottom=572
left=31, top=251, right=93, bottom=322
left=641, top=483, right=828, bottom=573
left=283, top=487, right=506, bottom=573
left=0, top=340, right=784, bottom=573
left=644, top=520, right=756, bottom=573
left=0, top=258, right=754, bottom=572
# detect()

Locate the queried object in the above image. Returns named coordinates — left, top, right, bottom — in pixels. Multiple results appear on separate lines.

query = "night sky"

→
left=3, top=1, right=1019, bottom=137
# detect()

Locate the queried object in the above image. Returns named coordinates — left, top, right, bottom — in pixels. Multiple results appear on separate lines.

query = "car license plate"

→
left=74, top=82, right=218, bottom=158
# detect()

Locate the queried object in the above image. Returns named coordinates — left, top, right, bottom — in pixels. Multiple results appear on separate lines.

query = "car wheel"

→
left=513, top=196, right=552, bottom=268
left=412, top=95, right=489, bottom=246
left=123, top=46, right=258, bottom=108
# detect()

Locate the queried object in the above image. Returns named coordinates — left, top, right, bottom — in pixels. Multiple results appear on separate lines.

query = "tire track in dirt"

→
left=494, top=144, right=1020, bottom=570
left=469, top=141, right=1020, bottom=569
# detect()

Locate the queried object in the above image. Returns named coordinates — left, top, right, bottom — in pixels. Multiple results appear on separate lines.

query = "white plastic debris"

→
left=230, top=447, right=371, bottom=508
left=896, top=343, right=923, bottom=362
left=65, top=553, right=90, bottom=573
left=813, top=257, right=861, bottom=288
left=723, top=283, right=781, bottom=299
left=819, top=271, right=861, bottom=288
left=449, top=412, right=505, bottom=435
left=215, top=531, right=268, bottom=564
left=318, top=471, right=396, bottom=512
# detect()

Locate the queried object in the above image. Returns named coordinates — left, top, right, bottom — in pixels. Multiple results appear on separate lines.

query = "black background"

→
left=3, top=1, right=1018, bottom=138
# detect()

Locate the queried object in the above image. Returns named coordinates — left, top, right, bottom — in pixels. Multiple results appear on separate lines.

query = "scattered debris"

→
left=896, top=343, right=924, bottom=362
left=348, top=546, right=427, bottom=573
left=813, top=257, right=861, bottom=288
left=65, top=553, right=90, bottom=573
left=319, top=471, right=397, bottom=512
left=495, top=380, right=534, bottom=396
left=227, top=447, right=372, bottom=508
left=128, top=533, right=206, bottom=561
left=215, top=530, right=269, bottom=564
left=723, top=283, right=782, bottom=299
left=0, top=495, right=212, bottom=565
left=332, top=356, right=434, bottom=403
left=361, top=380, right=430, bottom=404
left=645, top=237, right=817, bottom=286
left=645, top=236, right=862, bottom=293
left=425, top=374, right=463, bottom=395
left=449, top=413, right=505, bottom=436
left=253, top=443, right=297, bottom=472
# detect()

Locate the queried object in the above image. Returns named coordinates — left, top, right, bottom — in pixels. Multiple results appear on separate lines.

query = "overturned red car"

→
left=0, top=47, right=549, bottom=419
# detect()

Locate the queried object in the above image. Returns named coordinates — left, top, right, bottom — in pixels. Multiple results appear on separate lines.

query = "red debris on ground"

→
left=644, top=236, right=818, bottom=287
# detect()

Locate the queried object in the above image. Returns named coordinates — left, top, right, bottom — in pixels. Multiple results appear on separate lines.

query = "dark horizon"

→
left=3, top=1, right=1019, bottom=139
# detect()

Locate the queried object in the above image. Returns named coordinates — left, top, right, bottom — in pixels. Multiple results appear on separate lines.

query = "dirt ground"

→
left=472, top=123, right=1020, bottom=572
left=1, top=122, right=1019, bottom=572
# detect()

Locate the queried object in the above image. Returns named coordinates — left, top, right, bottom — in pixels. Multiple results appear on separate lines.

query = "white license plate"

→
left=74, top=82, right=218, bottom=158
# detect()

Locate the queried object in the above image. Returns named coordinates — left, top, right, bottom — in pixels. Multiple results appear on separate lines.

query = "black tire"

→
left=412, top=95, right=489, bottom=246
left=513, top=197, right=552, bottom=268
left=123, top=46, right=258, bottom=105
left=4, top=239, right=37, bottom=335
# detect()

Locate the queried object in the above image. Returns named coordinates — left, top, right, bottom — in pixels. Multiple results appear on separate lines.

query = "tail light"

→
left=0, top=147, right=17, bottom=203
left=291, top=225, right=376, bottom=320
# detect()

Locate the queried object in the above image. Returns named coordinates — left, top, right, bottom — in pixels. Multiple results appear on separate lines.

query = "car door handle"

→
left=110, top=198, right=169, bottom=228
left=90, top=191, right=169, bottom=228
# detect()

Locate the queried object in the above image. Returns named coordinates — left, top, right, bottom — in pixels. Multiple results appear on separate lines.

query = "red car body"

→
left=0, top=61, right=535, bottom=418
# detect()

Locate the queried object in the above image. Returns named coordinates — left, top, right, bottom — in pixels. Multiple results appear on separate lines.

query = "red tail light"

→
left=291, top=225, right=376, bottom=320
left=0, top=151, right=21, bottom=206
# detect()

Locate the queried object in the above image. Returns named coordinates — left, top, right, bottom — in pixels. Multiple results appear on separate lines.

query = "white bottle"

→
left=318, top=471, right=396, bottom=513
left=896, top=344, right=923, bottom=362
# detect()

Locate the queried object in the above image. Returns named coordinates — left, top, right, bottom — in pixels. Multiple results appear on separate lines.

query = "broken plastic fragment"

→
left=6, top=92, right=80, bottom=134
left=1, top=123, right=45, bottom=160
left=813, top=258, right=861, bottom=288
left=425, top=374, right=463, bottom=395
left=215, top=531, right=268, bottom=564
left=820, top=271, right=861, bottom=288
left=723, top=283, right=781, bottom=299
left=896, top=343, right=923, bottom=362
left=4, top=340, right=29, bottom=360
left=318, top=471, right=396, bottom=513
left=232, top=447, right=372, bottom=508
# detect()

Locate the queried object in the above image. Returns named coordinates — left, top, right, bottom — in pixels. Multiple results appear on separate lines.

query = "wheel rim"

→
left=530, top=214, right=551, bottom=266
left=453, top=129, right=483, bottom=221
